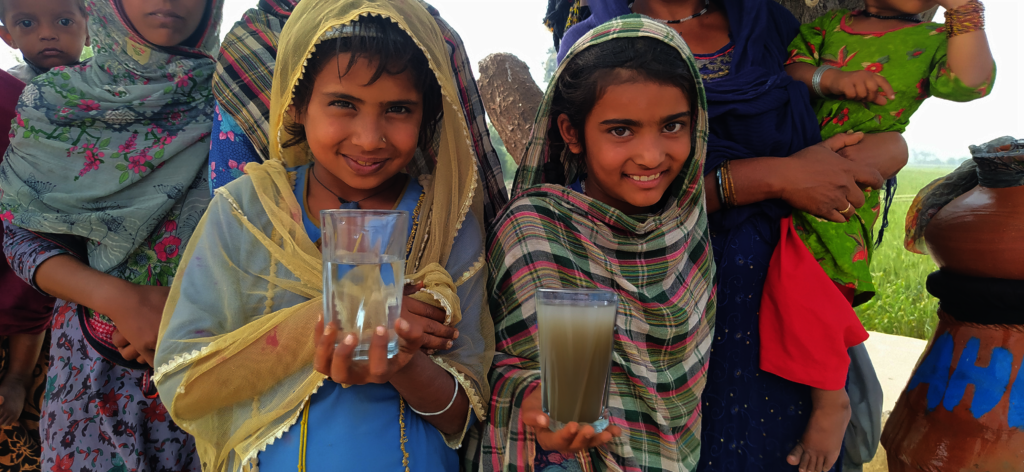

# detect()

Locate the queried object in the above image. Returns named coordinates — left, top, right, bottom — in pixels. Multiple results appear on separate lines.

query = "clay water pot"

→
left=924, top=183, right=1024, bottom=280
left=882, top=137, right=1024, bottom=472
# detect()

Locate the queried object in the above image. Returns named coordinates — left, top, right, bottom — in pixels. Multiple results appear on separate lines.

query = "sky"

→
left=2, top=0, right=1019, bottom=161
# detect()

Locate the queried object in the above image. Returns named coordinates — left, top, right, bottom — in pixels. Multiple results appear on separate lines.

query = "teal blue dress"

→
left=257, top=164, right=470, bottom=471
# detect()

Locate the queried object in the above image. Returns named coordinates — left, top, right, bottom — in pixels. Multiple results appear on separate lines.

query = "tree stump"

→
left=477, top=53, right=544, bottom=165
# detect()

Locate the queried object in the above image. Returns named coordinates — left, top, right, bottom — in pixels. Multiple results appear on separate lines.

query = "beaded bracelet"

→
left=945, top=0, right=984, bottom=39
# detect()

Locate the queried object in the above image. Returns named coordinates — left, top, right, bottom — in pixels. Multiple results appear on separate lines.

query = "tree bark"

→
left=477, top=53, right=544, bottom=165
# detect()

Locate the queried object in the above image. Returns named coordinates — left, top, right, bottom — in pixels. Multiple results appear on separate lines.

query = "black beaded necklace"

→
left=858, top=9, right=922, bottom=23
left=310, top=164, right=400, bottom=206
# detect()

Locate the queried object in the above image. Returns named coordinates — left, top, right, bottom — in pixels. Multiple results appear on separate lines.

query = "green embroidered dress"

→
left=785, top=10, right=995, bottom=303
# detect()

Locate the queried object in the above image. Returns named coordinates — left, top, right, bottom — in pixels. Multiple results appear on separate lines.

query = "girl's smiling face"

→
left=120, top=0, right=207, bottom=47
left=295, top=53, right=423, bottom=195
left=558, top=77, right=692, bottom=215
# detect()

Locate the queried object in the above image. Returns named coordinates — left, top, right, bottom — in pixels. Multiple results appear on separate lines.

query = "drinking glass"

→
left=536, top=288, right=619, bottom=433
left=322, top=210, right=408, bottom=360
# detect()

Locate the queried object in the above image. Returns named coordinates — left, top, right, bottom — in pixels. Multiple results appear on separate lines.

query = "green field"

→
left=854, top=167, right=955, bottom=340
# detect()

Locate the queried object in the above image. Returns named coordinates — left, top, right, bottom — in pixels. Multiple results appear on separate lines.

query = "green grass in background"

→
left=854, top=167, right=955, bottom=340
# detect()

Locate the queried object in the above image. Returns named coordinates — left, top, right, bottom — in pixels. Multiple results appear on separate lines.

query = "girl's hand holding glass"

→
left=401, top=282, right=458, bottom=354
left=313, top=310, right=427, bottom=385
left=520, top=385, right=622, bottom=455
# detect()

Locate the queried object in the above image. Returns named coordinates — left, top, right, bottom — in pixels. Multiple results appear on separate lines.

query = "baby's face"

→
left=0, top=0, right=89, bottom=70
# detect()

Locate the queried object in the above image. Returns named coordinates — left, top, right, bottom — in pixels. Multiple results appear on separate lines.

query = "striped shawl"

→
left=465, top=15, right=716, bottom=472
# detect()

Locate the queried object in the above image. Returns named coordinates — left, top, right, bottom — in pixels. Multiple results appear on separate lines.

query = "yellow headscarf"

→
left=154, top=1, right=492, bottom=470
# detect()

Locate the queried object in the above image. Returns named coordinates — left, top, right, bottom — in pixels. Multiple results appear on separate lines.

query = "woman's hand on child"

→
left=108, top=284, right=170, bottom=366
left=778, top=133, right=885, bottom=223
left=823, top=69, right=895, bottom=106
left=520, top=385, right=622, bottom=455
left=402, top=282, right=458, bottom=354
left=314, top=314, right=427, bottom=385
left=0, top=378, right=29, bottom=426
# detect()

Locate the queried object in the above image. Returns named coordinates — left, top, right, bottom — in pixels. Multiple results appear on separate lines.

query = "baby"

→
left=780, top=1, right=995, bottom=471
left=0, top=0, right=87, bottom=440
left=0, top=0, right=89, bottom=82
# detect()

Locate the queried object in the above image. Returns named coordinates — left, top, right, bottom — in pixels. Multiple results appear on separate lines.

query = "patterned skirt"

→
left=0, top=334, right=47, bottom=471
left=41, top=301, right=199, bottom=472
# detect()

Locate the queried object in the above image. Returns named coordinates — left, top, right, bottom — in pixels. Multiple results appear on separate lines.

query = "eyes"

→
left=607, top=121, right=689, bottom=138
left=327, top=100, right=412, bottom=116
left=12, top=18, right=76, bottom=28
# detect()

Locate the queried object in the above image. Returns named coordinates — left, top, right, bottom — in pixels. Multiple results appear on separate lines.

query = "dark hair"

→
left=546, top=37, right=698, bottom=183
left=283, top=16, right=443, bottom=150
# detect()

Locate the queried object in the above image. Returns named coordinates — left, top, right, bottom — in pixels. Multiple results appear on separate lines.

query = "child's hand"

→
left=824, top=69, right=895, bottom=106
left=0, top=377, right=29, bottom=426
left=107, top=284, right=170, bottom=366
left=401, top=282, right=459, bottom=354
left=520, top=385, right=622, bottom=455
left=313, top=313, right=427, bottom=386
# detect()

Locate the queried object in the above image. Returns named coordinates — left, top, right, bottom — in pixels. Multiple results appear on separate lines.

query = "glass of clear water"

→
left=536, top=288, right=619, bottom=433
left=321, top=210, right=408, bottom=360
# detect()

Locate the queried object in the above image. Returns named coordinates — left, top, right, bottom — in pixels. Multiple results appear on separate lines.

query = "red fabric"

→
left=759, top=217, right=869, bottom=390
left=0, top=69, right=55, bottom=335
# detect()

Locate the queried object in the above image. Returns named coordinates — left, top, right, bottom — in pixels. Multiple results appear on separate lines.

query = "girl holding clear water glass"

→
left=153, top=1, right=494, bottom=470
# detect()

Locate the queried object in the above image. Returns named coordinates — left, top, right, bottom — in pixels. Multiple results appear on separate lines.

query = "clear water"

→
left=323, top=254, right=404, bottom=360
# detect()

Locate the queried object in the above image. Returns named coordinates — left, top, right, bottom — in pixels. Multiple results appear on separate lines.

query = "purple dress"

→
left=2, top=223, right=199, bottom=472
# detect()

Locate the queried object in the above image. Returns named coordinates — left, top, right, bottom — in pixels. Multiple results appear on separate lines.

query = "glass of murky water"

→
left=321, top=210, right=408, bottom=360
left=536, top=288, right=619, bottom=433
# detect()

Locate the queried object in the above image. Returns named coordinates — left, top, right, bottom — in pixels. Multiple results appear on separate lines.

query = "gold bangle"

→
left=945, top=0, right=984, bottom=39
left=721, top=160, right=737, bottom=209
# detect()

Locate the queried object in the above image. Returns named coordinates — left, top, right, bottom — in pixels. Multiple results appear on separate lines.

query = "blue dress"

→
left=257, top=165, right=460, bottom=471
left=209, top=105, right=261, bottom=196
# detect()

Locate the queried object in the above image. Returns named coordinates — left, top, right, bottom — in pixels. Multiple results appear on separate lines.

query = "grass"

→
left=854, top=167, right=957, bottom=340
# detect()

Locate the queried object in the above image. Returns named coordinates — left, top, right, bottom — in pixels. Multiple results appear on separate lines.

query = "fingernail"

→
left=426, top=349, right=436, bottom=355
left=453, top=330, right=460, bottom=339
left=446, top=340, right=453, bottom=349
left=344, top=334, right=356, bottom=346
left=398, top=319, right=410, bottom=331
left=376, top=326, right=386, bottom=336
left=317, top=313, right=322, bottom=323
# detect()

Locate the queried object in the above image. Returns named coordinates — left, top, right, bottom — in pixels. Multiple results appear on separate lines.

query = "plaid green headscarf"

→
left=464, top=15, right=716, bottom=472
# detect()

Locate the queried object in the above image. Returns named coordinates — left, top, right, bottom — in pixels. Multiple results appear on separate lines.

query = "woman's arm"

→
left=390, top=351, right=470, bottom=435
left=705, top=133, right=886, bottom=222
left=837, top=131, right=908, bottom=180
left=34, top=255, right=167, bottom=365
